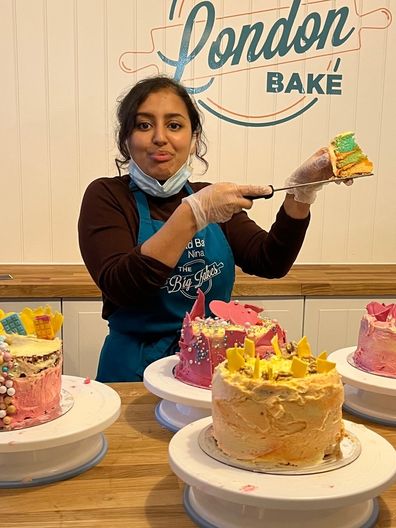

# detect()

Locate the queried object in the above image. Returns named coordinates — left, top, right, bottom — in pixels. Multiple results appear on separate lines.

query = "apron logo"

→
left=162, top=260, right=224, bottom=298
left=119, top=0, right=392, bottom=127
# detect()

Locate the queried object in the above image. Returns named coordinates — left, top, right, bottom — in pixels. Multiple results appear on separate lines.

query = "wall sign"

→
left=119, top=0, right=392, bottom=127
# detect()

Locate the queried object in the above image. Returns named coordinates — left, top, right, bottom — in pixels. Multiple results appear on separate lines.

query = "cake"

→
left=0, top=306, right=64, bottom=431
left=175, top=290, right=286, bottom=388
left=212, top=336, right=345, bottom=466
left=329, top=131, right=373, bottom=178
left=353, top=301, right=396, bottom=378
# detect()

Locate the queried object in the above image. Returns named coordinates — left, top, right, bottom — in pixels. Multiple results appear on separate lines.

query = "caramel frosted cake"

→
left=353, top=301, right=396, bottom=378
left=175, top=289, right=286, bottom=388
left=0, top=306, right=63, bottom=431
left=212, top=336, right=345, bottom=466
left=329, top=131, right=373, bottom=178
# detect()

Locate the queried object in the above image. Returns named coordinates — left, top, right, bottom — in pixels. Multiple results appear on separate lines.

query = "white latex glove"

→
left=183, top=182, right=272, bottom=231
left=284, top=147, right=352, bottom=205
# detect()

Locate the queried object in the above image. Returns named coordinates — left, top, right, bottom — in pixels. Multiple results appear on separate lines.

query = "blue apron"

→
left=96, top=182, right=235, bottom=382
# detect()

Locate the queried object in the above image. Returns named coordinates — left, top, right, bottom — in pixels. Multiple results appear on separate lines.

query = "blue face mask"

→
left=128, top=156, right=193, bottom=198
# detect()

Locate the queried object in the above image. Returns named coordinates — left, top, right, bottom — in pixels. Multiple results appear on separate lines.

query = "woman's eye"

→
left=136, top=122, right=151, bottom=130
left=168, top=122, right=182, bottom=130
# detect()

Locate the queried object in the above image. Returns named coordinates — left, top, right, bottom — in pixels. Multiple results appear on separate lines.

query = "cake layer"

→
left=329, top=131, right=373, bottom=178
left=10, top=362, right=63, bottom=429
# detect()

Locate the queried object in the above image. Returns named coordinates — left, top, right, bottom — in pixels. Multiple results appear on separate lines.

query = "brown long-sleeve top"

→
left=78, top=175, right=310, bottom=319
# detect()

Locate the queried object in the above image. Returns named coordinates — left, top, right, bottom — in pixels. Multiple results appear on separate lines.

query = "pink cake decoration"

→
left=174, top=290, right=286, bottom=389
left=209, top=299, right=263, bottom=326
left=366, top=301, right=396, bottom=321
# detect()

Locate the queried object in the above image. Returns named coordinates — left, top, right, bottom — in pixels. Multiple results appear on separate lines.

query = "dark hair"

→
left=115, top=75, right=208, bottom=174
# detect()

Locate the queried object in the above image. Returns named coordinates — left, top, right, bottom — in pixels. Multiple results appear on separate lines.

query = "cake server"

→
left=245, top=173, right=373, bottom=200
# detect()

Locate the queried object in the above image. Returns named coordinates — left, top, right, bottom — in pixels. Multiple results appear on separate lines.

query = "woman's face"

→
left=128, top=89, right=194, bottom=181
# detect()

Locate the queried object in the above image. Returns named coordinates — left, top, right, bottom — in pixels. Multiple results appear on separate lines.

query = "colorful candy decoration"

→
left=0, top=336, right=15, bottom=429
left=0, top=314, right=27, bottom=336
left=34, top=314, right=55, bottom=340
left=225, top=335, right=336, bottom=380
left=0, top=305, right=63, bottom=338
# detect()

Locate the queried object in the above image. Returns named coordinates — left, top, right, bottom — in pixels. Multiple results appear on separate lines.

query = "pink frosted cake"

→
left=0, top=307, right=64, bottom=431
left=175, top=290, right=286, bottom=388
left=353, top=301, right=396, bottom=378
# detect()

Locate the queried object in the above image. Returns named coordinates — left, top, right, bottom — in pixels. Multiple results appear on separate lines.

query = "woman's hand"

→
left=183, top=182, right=272, bottom=231
left=284, top=147, right=352, bottom=205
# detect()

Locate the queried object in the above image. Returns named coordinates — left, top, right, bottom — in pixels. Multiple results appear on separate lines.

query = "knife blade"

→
left=245, top=173, right=374, bottom=200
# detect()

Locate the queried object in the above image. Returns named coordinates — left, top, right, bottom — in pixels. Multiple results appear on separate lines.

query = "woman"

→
left=78, top=75, right=333, bottom=382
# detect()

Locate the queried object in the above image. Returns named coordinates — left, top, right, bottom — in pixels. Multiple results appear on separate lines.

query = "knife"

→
left=245, top=173, right=374, bottom=200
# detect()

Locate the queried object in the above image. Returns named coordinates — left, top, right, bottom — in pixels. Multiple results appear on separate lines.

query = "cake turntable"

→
left=143, top=355, right=211, bottom=432
left=169, top=416, right=396, bottom=528
left=328, top=347, right=396, bottom=426
left=0, top=375, right=121, bottom=488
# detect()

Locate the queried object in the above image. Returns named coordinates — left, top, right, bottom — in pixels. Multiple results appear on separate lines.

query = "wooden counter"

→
left=1, top=264, right=396, bottom=298
left=1, top=383, right=395, bottom=527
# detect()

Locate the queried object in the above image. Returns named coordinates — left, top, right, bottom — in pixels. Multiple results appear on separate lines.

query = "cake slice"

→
left=329, top=131, right=373, bottom=178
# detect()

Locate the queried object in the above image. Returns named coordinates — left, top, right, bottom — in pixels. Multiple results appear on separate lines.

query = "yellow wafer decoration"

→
left=297, top=336, right=311, bottom=358
left=271, top=334, right=282, bottom=357
left=316, top=358, right=336, bottom=373
left=253, top=356, right=261, bottom=379
left=226, top=345, right=245, bottom=372
left=244, top=337, right=255, bottom=358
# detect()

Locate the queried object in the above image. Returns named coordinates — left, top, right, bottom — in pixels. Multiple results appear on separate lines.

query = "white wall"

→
left=1, top=0, right=395, bottom=264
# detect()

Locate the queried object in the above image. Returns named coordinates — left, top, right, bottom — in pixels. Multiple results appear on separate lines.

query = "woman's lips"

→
left=150, top=152, right=173, bottom=162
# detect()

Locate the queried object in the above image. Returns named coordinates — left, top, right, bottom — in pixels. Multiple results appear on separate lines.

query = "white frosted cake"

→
left=212, top=337, right=345, bottom=466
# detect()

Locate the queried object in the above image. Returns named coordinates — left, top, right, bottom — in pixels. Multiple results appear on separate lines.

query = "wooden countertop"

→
left=1, top=264, right=396, bottom=298
left=1, top=383, right=395, bottom=527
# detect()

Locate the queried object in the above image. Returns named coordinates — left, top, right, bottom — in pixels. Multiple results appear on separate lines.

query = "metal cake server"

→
left=245, top=173, right=374, bottom=200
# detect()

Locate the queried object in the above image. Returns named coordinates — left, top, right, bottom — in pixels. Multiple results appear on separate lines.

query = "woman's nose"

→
left=152, top=126, right=167, bottom=145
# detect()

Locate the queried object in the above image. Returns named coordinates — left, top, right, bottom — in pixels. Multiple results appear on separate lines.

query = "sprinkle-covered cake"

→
left=212, top=336, right=345, bottom=466
left=352, top=301, right=396, bottom=378
left=329, top=131, right=373, bottom=178
left=0, top=306, right=64, bottom=431
left=175, top=290, right=286, bottom=389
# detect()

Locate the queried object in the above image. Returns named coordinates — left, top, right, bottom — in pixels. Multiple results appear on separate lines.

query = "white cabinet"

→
left=62, top=300, right=108, bottom=379
left=304, top=297, right=396, bottom=355
left=233, top=297, right=304, bottom=342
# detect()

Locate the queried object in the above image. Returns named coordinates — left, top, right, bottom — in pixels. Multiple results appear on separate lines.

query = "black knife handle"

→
left=244, top=185, right=274, bottom=200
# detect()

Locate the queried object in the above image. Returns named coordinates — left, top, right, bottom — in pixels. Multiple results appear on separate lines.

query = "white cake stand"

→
left=143, top=356, right=211, bottom=432
left=169, top=417, right=396, bottom=528
left=0, top=375, right=121, bottom=488
left=328, top=347, right=396, bottom=426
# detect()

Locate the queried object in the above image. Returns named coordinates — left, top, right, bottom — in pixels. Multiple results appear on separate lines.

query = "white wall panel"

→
left=0, top=0, right=23, bottom=261
left=46, top=0, right=80, bottom=262
left=1, top=0, right=395, bottom=264
left=15, top=0, right=52, bottom=261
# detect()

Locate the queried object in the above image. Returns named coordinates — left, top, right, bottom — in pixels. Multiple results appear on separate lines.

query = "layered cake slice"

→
left=329, top=131, right=373, bottom=178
